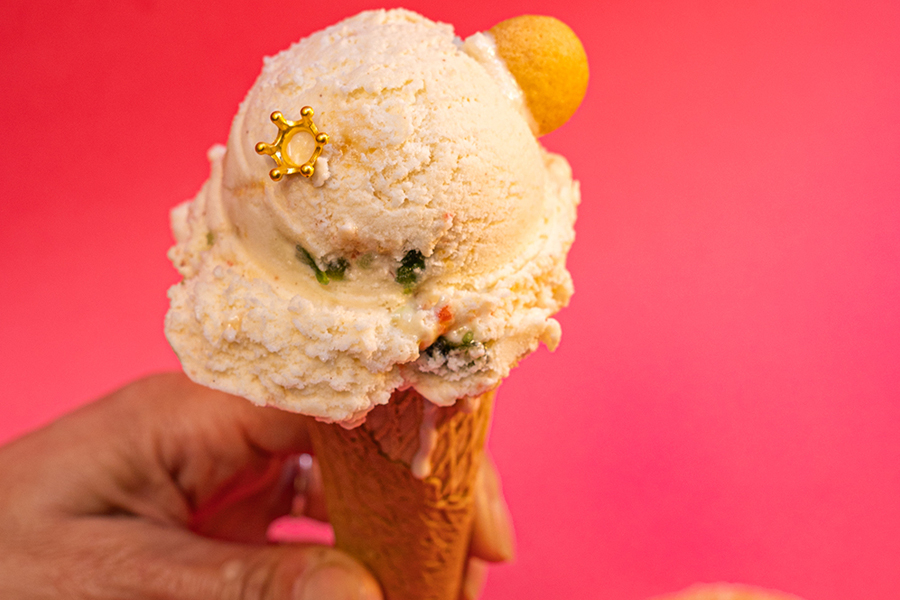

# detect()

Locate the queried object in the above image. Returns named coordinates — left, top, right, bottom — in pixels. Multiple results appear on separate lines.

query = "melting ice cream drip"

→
left=411, top=399, right=440, bottom=479
left=459, top=394, right=482, bottom=414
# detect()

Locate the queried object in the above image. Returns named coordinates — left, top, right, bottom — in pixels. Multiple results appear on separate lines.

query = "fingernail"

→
left=295, top=563, right=382, bottom=600
left=462, top=557, right=489, bottom=600
left=294, top=454, right=315, bottom=496
left=490, top=495, right=516, bottom=562
left=291, top=454, right=314, bottom=517
left=482, top=464, right=515, bottom=562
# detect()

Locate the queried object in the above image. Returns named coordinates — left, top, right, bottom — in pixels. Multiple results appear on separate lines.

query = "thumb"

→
left=55, top=517, right=383, bottom=600
left=212, top=544, right=383, bottom=600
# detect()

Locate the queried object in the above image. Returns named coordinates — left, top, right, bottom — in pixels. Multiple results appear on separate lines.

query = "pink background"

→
left=2, top=1, right=899, bottom=598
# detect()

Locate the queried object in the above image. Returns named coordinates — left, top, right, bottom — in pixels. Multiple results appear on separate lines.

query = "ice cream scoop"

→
left=165, top=9, right=584, bottom=424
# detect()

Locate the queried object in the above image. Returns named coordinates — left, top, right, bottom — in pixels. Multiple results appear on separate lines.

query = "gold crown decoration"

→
left=255, top=107, right=329, bottom=181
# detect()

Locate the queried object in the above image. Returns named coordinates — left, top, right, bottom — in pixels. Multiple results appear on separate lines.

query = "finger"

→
left=116, top=373, right=314, bottom=515
left=18, top=373, right=319, bottom=541
left=469, top=454, right=515, bottom=563
left=128, top=372, right=316, bottom=497
left=22, top=516, right=383, bottom=600
left=460, top=557, right=489, bottom=600
left=192, top=454, right=299, bottom=543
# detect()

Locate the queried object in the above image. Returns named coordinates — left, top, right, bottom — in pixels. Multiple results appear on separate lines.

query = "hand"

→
left=0, top=373, right=514, bottom=599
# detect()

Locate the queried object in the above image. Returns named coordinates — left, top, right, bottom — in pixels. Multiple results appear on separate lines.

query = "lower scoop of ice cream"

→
left=165, top=9, right=581, bottom=425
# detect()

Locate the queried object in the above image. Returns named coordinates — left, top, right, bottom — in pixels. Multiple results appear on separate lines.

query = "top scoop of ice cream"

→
left=165, top=9, right=582, bottom=424
left=224, top=11, right=546, bottom=288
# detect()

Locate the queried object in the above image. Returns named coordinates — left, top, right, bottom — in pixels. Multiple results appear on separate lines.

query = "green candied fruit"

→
left=425, top=336, right=455, bottom=357
left=206, top=232, right=215, bottom=246
left=357, top=253, right=374, bottom=269
left=324, top=257, right=349, bottom=281
left=295, top=245, right=320, bottom=278
left=296, top=245, right=349, bottom=285
left=425, top=332, right=476, bottom=357
left=395, top=250, right=425, bottom=293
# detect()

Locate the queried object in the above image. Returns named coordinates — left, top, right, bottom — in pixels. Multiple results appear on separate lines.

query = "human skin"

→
left=0, top=373, right=513, bottom=599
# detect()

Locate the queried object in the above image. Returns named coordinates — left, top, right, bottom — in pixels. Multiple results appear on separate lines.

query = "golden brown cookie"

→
left=649, top=583, right=807, bottom=600
left=490, top=15, right=589, bottom=136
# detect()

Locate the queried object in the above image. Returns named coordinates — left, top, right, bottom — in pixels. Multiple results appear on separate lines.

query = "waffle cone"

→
left=308, top=387, right=495, bottom=600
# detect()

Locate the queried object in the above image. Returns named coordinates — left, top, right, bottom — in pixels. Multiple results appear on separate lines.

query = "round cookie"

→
left=490, top=15, right=589, bottom=136
left=650, top=583, right=807, bottom=600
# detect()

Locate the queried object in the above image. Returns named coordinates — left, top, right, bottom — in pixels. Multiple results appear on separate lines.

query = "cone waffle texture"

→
left=309, top=388, right=495, bottom=600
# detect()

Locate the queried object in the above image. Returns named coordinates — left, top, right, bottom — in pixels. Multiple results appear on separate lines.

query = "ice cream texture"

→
left=165, top=9, right=582, bottom=425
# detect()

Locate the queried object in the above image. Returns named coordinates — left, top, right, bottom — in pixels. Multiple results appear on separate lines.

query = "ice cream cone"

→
left=308, top=387, right=495, bottom=600
left=164, top=11, right=585, bottom=597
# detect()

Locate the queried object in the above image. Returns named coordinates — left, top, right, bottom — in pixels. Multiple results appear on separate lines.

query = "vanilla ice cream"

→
left=165, top=9, right=580, bottom=424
